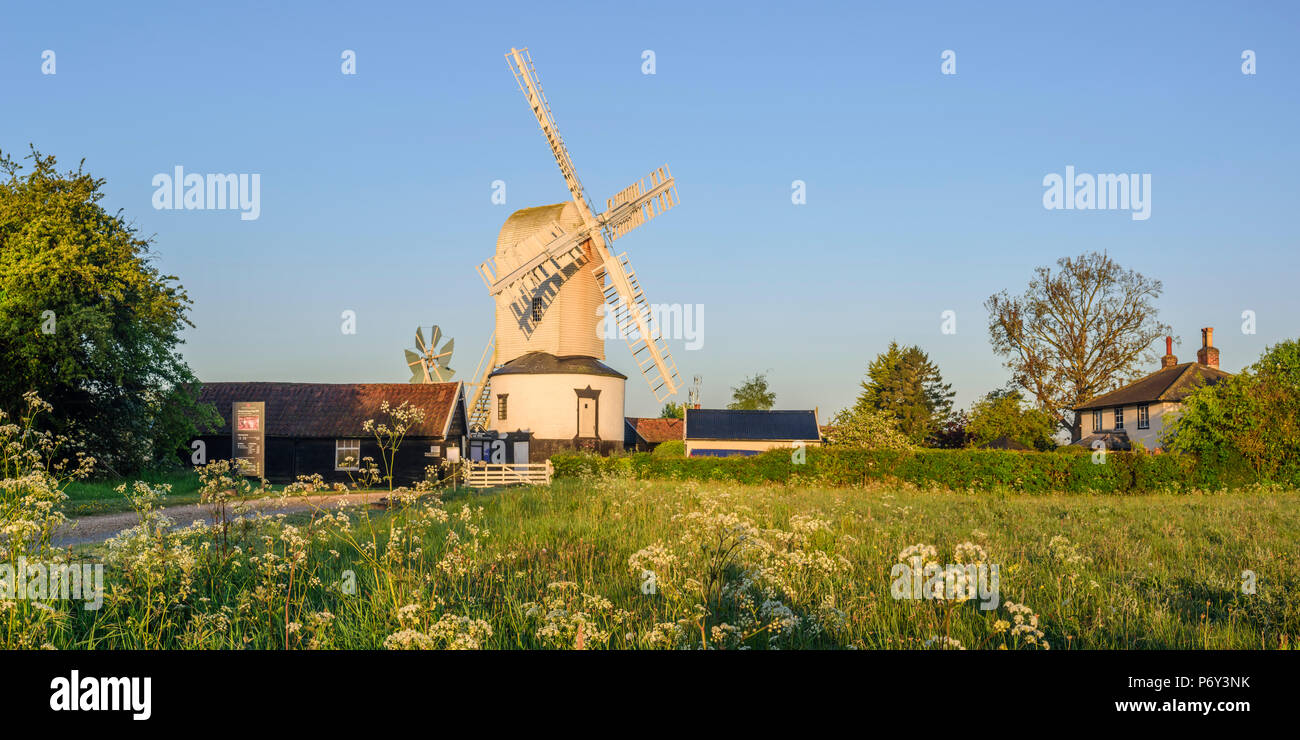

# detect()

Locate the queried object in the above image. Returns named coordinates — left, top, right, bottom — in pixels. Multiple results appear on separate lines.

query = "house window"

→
left=497, top=394, right=508, bottom=421
left=335, top=439, right=360, bottom=470
left=1137, top=403, right=1150, bottom=430
left=1092, top=410, right=1102, bottom=432
left=531, top=296, right=544, bottom=323
left=1113, top=407, right=1124, bottom=430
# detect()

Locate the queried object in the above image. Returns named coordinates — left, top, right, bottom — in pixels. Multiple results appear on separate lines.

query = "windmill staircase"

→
left=466, top=332, right=499, bottom=433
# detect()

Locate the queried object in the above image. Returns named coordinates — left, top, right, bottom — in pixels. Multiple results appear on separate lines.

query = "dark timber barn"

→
left=191, top=382, right=467, bottom=484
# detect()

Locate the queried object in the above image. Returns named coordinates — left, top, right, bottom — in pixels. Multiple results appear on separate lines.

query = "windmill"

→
left=405, top=325, right=456, bottom=383
left=465, top=47, right=682, bottom=437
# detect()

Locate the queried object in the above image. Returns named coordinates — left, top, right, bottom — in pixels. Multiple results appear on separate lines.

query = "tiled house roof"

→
left=684, top=409, right=821, bottom=441
left=1075, top=362, right=1231, bottom=411
left=625, top=417, right=684, bottom=444
left=198, top=382, right=463, bottom=438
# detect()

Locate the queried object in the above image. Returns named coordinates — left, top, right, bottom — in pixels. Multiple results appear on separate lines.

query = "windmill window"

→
left=1137, top=404, right=1150, bottom=430
left=498, top=394, right=508, bottom=421
left=335, top=439, right=361, bottom=471
left=531, top=297, right=544, bottom=323
left=1113, top=407, right=1124, bottom=430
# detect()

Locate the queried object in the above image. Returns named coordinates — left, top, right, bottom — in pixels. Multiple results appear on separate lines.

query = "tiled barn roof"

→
left=625, top=417, right=684, bottom=444
left=198, top=382, right=462, bottom=438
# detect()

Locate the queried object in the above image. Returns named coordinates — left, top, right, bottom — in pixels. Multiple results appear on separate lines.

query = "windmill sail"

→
left=603, top=166, right=679, bottom=241
left=504, top=47, right=680, bottom=400
left=599, top=253, right=680, bottom=402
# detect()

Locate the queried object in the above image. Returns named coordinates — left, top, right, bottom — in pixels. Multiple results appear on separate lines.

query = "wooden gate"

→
left=464, top=461, right=553, bottom=489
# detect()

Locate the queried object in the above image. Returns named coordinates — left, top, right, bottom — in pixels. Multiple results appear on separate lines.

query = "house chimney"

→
left=1160, top=336, right=1178, bottom=368
left=1196, top=327, right=1219, bottom=369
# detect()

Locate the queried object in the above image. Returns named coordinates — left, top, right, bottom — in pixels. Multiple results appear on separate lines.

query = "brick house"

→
left=1073, top=328, right=1231, bottom=451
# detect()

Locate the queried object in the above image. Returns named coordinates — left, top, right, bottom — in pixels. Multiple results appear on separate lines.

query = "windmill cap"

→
left=488, top=352, right=627, bottom=380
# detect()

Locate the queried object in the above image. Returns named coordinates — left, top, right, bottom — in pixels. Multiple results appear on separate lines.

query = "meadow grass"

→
left=62, top=470, right=204, bottom=515
left=12, top=475, right=1296, bottom=650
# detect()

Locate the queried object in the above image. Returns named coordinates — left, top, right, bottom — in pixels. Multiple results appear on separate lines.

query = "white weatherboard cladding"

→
left=493, top=202, right=606, bottom=364
left=489, top=372, right=625, bottom=441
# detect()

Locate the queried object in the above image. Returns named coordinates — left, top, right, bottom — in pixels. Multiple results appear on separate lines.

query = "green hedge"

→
left=550, top=446, right=1254, bottom=493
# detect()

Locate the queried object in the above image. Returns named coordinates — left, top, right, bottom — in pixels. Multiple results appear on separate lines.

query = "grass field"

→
left=62, top=471, right=205, bottom=516
left=10, top=474, right=1296, bottom=650
left=61, top=472, right=323, bottom=516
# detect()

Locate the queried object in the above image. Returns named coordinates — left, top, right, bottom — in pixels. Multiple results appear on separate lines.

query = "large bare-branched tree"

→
left=984, top=252, right=1170, bottom=441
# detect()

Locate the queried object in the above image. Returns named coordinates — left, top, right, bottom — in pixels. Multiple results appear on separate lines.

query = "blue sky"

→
left=3, top=0, right=1297, bottom=417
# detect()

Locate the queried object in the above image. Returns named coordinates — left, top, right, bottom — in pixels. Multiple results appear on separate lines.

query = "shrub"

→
left=551, top=446, right=1252, bottom=493
left=652, top=440, right=685, bottom=458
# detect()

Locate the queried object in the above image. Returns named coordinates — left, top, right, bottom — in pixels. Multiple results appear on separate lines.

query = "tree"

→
left=1166, top=340, right=1300, bottom=484
left=985, top=252, right=1170, bottom=442
left=727, top=373, right=775, bottom=410
left=930, top=410, right=971, bottom=449
left=0, top=147, right=217, bottom=475
left=854, top=341, right=954, bottom=444
left=824, top=406, right=912, bottom=451
left=965, top=388, right=1058, bottom=451
left=660, top=402, right=684, bottom=419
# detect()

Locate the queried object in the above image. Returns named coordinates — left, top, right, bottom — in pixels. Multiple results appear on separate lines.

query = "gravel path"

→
left=52, top=491, right=391, bottom=548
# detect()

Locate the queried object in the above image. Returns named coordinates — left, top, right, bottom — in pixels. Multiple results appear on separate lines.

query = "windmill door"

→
left=578, top=399, right=597, bottom=437
left=575, top=387, right=601, bottom=439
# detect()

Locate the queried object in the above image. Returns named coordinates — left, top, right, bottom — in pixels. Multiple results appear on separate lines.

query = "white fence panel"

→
left=464, top=461, right=553, bottom=489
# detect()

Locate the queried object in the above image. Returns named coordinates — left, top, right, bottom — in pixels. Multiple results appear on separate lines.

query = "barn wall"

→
left=187, top=435, right=455, bottom=486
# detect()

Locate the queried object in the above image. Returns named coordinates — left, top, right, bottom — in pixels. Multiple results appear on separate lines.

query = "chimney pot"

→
left=1196, top=327, right=1220, bottom=369
left=1161, top=335, right=1178, bottom=368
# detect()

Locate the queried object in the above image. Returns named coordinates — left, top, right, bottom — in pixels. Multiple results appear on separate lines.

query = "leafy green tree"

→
left=660, top=402, right=684, bottom=419
left=727, top=373, right=775, bottom=410
left=930, top=410, right=971, bottom=449
left=1166, top=340, right=1300, bottom=484
left=0, top=147, right=217, bottom=475
left=986, top=252, right=1170, bottom=441
left=825, top=406, right=912, bottom=451
left=855, top=341, right=954, bottom=444
left=965, top=388, right=1058, bottom=451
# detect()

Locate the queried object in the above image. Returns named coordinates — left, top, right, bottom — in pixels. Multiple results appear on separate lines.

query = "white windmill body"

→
left=465, top=47, right=681, bottom=461
left=487, top=202, right=626, bottom=457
